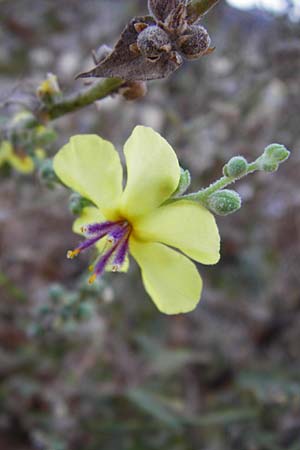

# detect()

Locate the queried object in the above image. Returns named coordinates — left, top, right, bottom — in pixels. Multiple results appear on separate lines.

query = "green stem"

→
left=177, top=159, right=261, bottom=204
left=38, top=77, right=123, bottom=121
left=187, top=0, right=221, bottom=20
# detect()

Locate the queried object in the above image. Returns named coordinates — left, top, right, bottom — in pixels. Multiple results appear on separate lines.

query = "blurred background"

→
left=0, top=0, right=300, bottom=449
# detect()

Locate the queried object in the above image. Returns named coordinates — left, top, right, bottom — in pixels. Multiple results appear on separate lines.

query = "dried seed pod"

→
left=137, top=25, right=172, bottom=61
left=177, top=25, right=211, bottom=59
left=119, top=80, right=148, bottom=100
left=76, top=17, right=182, bottom=81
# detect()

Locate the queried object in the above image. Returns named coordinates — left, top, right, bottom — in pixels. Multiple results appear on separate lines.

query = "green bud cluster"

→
left=207, top=189, right=242, bottom=216
left=31, top=277, right=106, bottom=336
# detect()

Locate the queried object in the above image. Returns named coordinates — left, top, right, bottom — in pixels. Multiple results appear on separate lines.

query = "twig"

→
left=38, top=77, right=123, bottom=121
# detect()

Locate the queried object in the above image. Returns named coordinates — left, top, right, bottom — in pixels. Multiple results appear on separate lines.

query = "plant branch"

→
left=37, top=77, right=123, bottom=121
left=170, top=143, right=290, bottom=211
left=183, top=161, right=259, bottom=203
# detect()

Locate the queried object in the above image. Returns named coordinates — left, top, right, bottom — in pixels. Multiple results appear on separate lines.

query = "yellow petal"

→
left=130, top=238, right=202, bottom=314
left=72, top=206, right=106, bottom=256
left=53, top=135, right=123, bottom=215
left=120, top=126, right=180, bottom=220
left=72, top=206, right=106, bottom=234
left=0, top=141, right=34, bottom=173
left=9, top=153, right=35, bottom=174
left=106, top=255, right=130, bottom=273
left=134, top=200, right=220, bottom=265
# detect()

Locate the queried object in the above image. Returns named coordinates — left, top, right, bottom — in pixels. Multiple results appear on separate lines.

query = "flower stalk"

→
left=181, top=160, right=259, bottom=203
left=170, top=144, right=290, bottom=214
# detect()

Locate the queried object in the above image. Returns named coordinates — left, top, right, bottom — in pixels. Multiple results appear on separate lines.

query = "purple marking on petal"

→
left=112, top=236, right=129, bottom=267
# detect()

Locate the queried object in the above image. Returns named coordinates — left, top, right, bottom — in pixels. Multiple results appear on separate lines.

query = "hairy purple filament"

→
left=67, top=220, right=131, bottom=283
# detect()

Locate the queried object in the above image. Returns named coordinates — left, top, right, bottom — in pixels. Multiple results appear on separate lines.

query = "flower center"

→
left=67, top=219, right=132, bottom=284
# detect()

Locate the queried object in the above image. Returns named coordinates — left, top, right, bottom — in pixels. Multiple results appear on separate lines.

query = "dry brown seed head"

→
left=177, top=25, right=211, bottom=59
left=137, top=25, right=172, bottom=60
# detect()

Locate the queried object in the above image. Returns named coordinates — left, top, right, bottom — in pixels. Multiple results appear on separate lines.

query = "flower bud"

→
left=39, top=159, right=58, bottom=187
left=48, top=284, right=64, bottom=302
left=177, top=25, right=211, bottom=60
left=173, top=168, right=191, bottom=196
left=207, top=189, right=242, bottom=216
left=37, top=73, right=61, bottom=103
left=35, top=126, right=57, bottom=146
left=69, top=193, right=92, bottom=215
left=11, top=111, right=39, bottom=129
left=223, top=156, right=248, bottom=178
left=75, top=303, right=94, bottom=320
left=137, top=26, right=171, bottom=60
left=263, top=144, right=290, bottom=163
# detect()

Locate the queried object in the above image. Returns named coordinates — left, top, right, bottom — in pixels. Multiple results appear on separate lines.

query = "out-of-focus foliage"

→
left=0, top=0, right=300, bottom=449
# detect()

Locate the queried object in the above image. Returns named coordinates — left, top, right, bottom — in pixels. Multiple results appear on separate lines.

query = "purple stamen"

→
left=107, top=222, right=128, bottom=242
left=94, top=244, right=118, bottom=276
left=83, top=220, right=119, bottom=236
left=112, top=236, right=129, bottom=269
left=73, top=222, right=127, bottom=257
left=77, top=234, right=105, bottom=252
left=69, top=218, right=132, bottom=283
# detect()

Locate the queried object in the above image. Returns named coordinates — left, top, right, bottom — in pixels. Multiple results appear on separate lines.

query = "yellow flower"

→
left=0, top=140, right=34, bottom=174
left=0, top=140, right=45, bottom=174
left=36, top=73, right=61, bottom=99
left=54, top=126, right=220, bottom=314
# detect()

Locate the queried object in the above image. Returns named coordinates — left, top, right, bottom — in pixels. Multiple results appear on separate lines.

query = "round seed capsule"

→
left=137, top=26, right=171, bottom=61
left=177, top=25, right=211, bottom=60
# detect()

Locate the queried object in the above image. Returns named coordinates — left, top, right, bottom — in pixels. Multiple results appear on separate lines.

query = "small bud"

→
left=76, top=303, right=94, bottom=320
left=11, top=111, right=39, bottom=129
left=35, top=126, right=57, bottom=146
left=69, top=193, right=92, bottom=215
left=263, top=144, right=290, bottom=163
left=223, top=156, right=248, bottom=178
left=37, top=73, right=61, bottom=103
left=173, top=168, right=191, bottom=196
left=207, top=189, right=242, bottom=216
left=39, top=158, right=58, bottom=187
left=48, top=284, right=64, bottom=302
left=177, top=25, right=211, bottom=60
left=137, top=26, right=171, bottom=60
